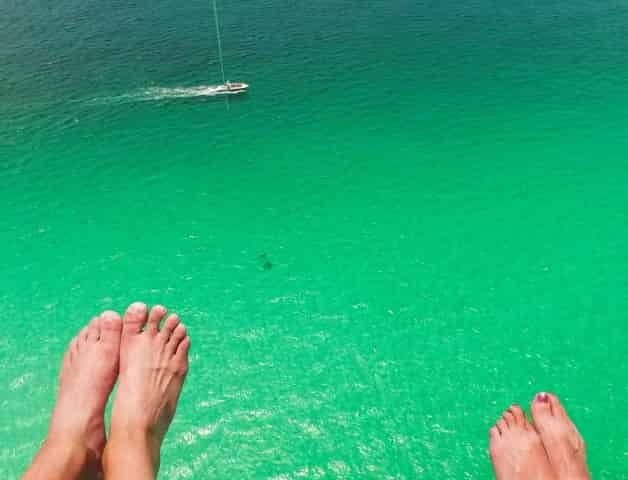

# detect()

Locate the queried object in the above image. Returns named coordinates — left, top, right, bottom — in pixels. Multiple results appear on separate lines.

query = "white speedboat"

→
left=214, top=81, right=249, bottom=95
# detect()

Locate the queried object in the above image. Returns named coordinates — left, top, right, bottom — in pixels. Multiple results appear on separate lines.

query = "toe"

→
left=503, top=410, right=516, bottom=428
left=173, top=336, right=191, bottom=375
left=531, top=392, right=554, bottom=432
left=546, top=393, right=569, bottom=420
left=100, top=310, right=122, bottom=344
left=62, top=337, right=76, bottom=372
left=87, top=316, right=101, bottom=342
left=166, top=323, right=187, bottom=354
left=78, top=326, right=89, bottom=349
left=508, top=404, right=526, bottom=427
left=176, top=335, right=191, bottom=355
left=488, top=425, right=502, bottom=460
left=159, top=314, right=180, bottom=341
left=147, top=305, right=167, bottom=335
left=122, top=302, right=148, bottom=335
left=70, top=336, right=79, bottom=360
left=496, top=418, right=508, bottom=434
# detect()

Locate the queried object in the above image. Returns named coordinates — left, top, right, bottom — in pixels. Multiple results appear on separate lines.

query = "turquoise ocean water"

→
left=1, top=0, right=628, bottom=478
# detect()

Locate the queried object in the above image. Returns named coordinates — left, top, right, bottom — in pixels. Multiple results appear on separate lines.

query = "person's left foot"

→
left=489, top=404, right=556, bottom=480
left=47, top=311, right=122, bottom=462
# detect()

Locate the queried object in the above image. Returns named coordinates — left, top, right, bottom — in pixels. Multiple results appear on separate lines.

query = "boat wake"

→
left=88, top=85, right=242, bottom=106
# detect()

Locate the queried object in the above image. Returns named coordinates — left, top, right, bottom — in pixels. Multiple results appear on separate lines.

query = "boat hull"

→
left=214, top=82, right=249, bottom=95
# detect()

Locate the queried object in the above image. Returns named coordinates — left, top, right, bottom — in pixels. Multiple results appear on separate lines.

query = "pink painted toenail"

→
left=536, top=392, right=549, bottom=403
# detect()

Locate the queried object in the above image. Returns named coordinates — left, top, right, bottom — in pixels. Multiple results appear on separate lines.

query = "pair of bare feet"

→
left=22, top=302, right=190, bottom=480
left=490, top=393, right=591, bottom=480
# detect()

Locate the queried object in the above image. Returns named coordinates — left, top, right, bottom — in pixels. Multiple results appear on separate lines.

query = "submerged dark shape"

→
left=256, top=253, right=272, bottom=270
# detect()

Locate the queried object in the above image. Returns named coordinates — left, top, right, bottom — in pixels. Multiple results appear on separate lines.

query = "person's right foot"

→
left=531, top=393, right=591, bottom=480
left=108, top=302, right=190, bottom=474
left=489, top=404, right=556, bottom=480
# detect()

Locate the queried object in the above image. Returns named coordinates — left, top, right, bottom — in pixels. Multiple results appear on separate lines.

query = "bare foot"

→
left=23, top=311, right=122, bottom=479
left=106, top=302, right=190, bottom=477
left=50, top=311, right=121, bottom=453
left=531, top=393, right=591, bottom=480
left=489, top=404, right=556, bottom=480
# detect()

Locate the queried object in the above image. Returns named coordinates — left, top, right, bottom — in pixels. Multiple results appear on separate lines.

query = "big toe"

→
left=531, top=392, right=554, bottom=429
left=100, top=310, right=122, bottom=345
left=546, top=393, right=569, bottom=421
left=87, top=316, right=101, bottom=343
left=122, top=302, right=148, bottom=336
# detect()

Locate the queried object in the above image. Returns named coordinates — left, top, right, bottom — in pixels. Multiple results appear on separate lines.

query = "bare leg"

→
left=489, top=404, right=556, bottom=480
left=531, top=393, right=591, bottom=480
left=22, top=311, right=122, bottom=480
left=103, top=303, right=190, bottom=480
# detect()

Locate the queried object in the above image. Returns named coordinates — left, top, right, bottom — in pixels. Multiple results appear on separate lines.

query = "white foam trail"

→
left=140, top=85, right=231, bottom=100
left=88, top=85, right=233, bottom=106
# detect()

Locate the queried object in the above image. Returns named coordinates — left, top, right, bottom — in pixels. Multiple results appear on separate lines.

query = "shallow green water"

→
left=1, top=0, right=628, bottom=478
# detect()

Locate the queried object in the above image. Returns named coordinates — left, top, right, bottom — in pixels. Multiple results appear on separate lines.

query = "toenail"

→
left=536, top=392, right=549, bottom=403
left=103, top=316, right=116, bottom=327
left=130, top=302, right=147, bottom=312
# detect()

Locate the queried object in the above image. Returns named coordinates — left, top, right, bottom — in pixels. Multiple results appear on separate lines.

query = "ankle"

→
left=48, top=412, right=106, bottom=452
left=23, top=437, right=100, bottom=480
left=109, top=424, right=149, bottom=443
left=104, top=429, right=161, bottom=478
left=43, top=433, right=94, bottom=458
